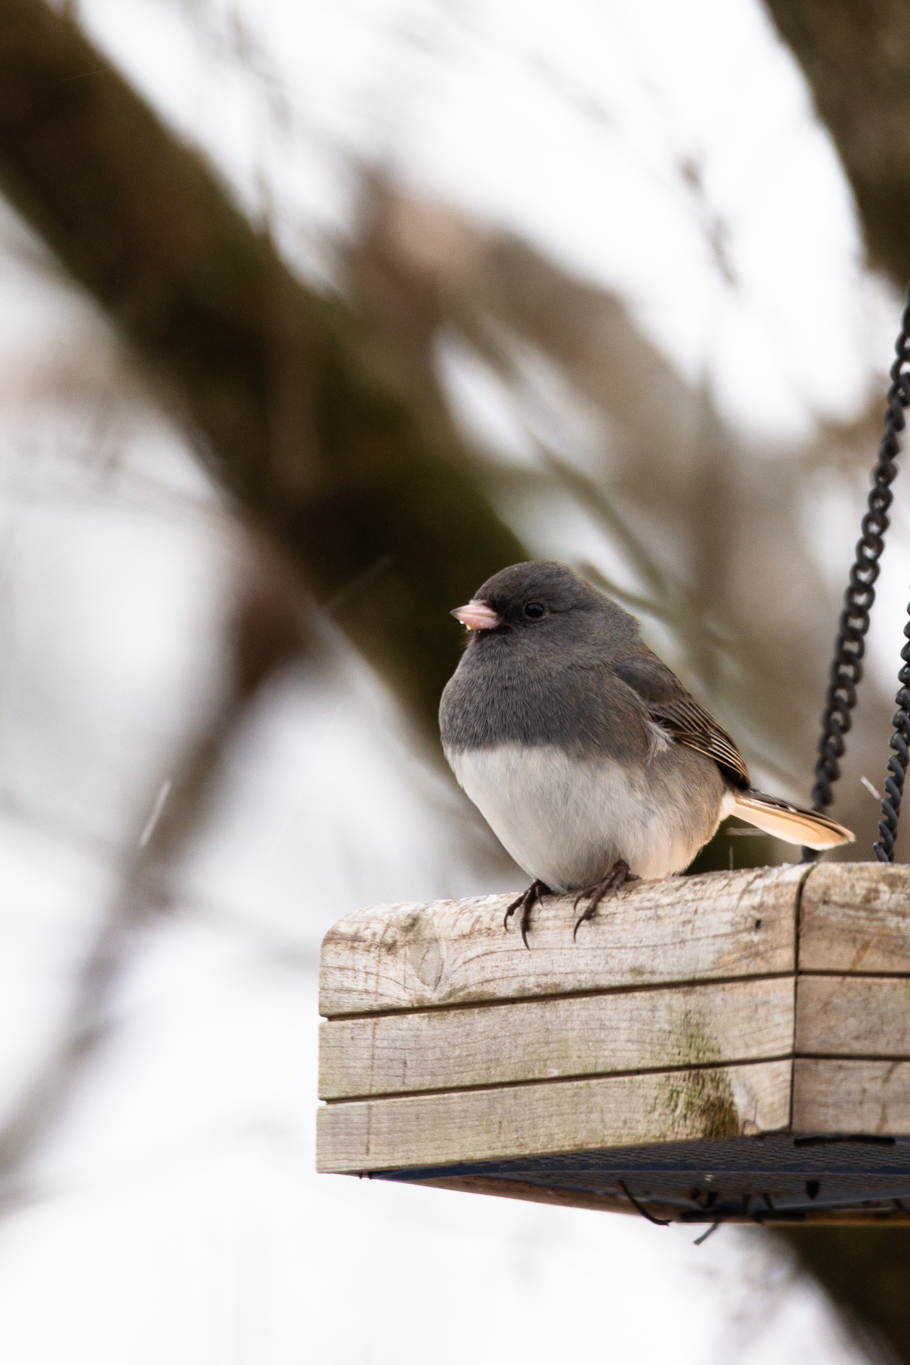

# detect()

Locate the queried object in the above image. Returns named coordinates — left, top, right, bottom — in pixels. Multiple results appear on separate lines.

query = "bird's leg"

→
left=573, top=860, right=636, bottom=940
left=504, top=879, right=550, bottom=949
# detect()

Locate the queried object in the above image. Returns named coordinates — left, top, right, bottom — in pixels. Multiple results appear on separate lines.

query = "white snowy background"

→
left=0, top=0, right=901, bottom=1359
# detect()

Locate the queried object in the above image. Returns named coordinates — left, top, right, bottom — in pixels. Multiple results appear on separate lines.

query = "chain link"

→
left=874, top=609, right=910, bottom=860
left=809, top=288, right=910, bottom=859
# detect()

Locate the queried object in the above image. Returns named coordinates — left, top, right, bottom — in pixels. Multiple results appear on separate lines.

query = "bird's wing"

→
left=613, top=653, right=751, bottom=789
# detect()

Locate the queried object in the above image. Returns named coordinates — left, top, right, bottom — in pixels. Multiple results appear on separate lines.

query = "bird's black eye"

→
left=523, top=601, right=546, bottom=620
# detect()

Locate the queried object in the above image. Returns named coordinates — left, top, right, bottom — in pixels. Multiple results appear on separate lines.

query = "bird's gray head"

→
left=451, top=561, right=640, bottom=651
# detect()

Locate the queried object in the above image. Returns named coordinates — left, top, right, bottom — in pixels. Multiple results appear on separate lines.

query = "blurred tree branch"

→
left=0, top=0, right=524, bottom=736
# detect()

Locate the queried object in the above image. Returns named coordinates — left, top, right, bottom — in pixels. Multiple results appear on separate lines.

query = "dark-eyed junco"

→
left=439, top=561, right=853, bottom=944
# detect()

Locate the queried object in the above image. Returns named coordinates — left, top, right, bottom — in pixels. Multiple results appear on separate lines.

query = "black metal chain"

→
left=874, top=609, right=910, bottom=861
left=808, top=288, right=910, bottom=860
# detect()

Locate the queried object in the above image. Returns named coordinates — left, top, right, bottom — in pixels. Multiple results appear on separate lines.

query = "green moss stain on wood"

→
left=650, top=1009, right=740, bottom=1139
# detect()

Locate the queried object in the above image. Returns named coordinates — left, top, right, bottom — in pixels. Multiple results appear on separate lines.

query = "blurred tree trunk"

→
left=0, top=0, right=524, bottom=737
left=765, top=4, right=910, bottom=1360
left=765, top=0, right=910, bottom=285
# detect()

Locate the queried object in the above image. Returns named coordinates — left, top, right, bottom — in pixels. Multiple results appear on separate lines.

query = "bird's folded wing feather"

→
left=731, top=790, right=853, bottom=848
left=614, top=654, right=853, bottom=847
left=614, top=653, right=751, bottom=788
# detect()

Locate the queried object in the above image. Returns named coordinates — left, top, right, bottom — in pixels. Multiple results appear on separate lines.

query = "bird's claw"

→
left=573, top=861, right=634, bottom=940
left=504, top=879, right=550, bottom=948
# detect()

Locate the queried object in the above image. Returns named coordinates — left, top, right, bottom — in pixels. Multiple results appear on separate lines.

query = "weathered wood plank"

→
left=793, top=1059, right=910, bottom=1133
left=799, top=863, right=910, bottom=974
left=796, top=975, right=910, bottom=1057
left=320, top=976, right=795, bottom=1099
left=319, top=866, right=805, bottom=1017
left=317, top=1059, right=792, bottom=1172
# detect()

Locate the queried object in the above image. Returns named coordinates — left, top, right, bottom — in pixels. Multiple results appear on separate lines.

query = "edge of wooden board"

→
left=319, top=865, right=808, bottom=1017
left=319, top=975, right=796, bottom=1100
left=793, top=1057, right=910, bottom=1133
left=796, top=974, right=910, bottom=1056
left=317, top=1058, right=793, bottom=1173
left=799, top=862, right=910, bottom=974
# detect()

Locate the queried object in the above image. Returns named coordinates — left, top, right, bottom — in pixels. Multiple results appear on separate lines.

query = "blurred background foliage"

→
left=0, top=0, right=908, bottom=1360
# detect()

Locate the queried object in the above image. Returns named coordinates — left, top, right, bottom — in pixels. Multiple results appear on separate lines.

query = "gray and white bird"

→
left=439, top=561, right=853, bottom=943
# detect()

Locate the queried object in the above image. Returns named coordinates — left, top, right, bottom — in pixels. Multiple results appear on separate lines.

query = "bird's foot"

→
left=504, top=879, right=551, bottom=949
left=573, top=861, right=636, bottom=940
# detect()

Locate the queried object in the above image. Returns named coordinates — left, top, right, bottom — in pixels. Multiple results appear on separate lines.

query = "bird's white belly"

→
left=446, top=742, right=728, bottom=889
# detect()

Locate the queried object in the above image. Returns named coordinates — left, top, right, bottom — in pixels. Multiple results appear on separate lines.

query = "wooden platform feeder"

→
left=317, top=862, right=910, bottom=1226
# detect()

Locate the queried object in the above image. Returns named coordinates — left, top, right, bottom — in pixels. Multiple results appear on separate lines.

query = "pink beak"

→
left=451, top=600, right=501, bottom=630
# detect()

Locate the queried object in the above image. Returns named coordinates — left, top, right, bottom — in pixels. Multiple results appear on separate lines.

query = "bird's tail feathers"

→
left=731, top=790, right=854, bottom=850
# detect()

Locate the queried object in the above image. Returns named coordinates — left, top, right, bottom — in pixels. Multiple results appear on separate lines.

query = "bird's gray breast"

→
left=439, top=633, right=647, bottom=759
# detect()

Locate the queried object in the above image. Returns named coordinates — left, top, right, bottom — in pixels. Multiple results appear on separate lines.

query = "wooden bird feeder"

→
left=317, top=862, right=910, bottom=1226
left=318, top=295, right=910, bottom=1227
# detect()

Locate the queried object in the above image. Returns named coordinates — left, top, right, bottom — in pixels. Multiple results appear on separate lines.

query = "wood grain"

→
left=796, top=975, right=910, bottom=1057
left=319, top=866, right=806, bottom=1017
left=793, top=1058, right=910, bottom=1133
left=320, top=976, right=795, bottom=1099
left=317, top=1059, right=792, bottom=1172
left=799, top=863, right=910, bottom=974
